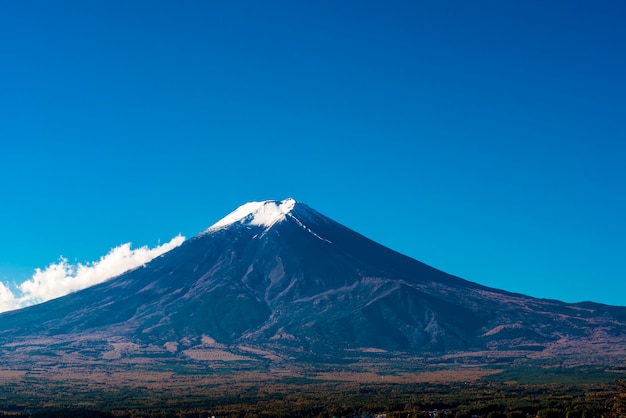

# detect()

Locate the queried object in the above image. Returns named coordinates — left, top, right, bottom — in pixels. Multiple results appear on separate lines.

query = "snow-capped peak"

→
left=206, top=198, right=297, bottom=231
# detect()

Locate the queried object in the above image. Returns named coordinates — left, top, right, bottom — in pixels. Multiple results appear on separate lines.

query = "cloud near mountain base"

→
left=0, top=235, right=185, bottom=313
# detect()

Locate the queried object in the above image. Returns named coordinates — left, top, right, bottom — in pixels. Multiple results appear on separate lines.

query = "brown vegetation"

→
left=0, top=359, right=624, bottom=418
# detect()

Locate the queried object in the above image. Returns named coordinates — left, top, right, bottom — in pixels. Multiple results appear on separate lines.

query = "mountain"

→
left=1, top=198, right=626, bottom=367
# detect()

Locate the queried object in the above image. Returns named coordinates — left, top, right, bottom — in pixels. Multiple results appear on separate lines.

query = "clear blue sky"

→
left=1, top=1, right=624, bottom=305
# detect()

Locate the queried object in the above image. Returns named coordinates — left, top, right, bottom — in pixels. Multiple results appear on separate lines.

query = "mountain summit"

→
left=1, top=198, right=625, bottom=366
left=206, top=198, right=298, bottom=231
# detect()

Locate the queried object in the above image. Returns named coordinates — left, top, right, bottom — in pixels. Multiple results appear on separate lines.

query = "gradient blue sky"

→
left=1, top=1, right=625, bottom=306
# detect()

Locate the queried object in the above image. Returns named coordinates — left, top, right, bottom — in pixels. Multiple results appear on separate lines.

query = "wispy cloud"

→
left=0, top=235, right=185, bottom=314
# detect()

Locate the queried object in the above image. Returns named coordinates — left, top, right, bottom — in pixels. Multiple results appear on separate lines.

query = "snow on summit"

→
left=207, top=198, right=297, bottom=231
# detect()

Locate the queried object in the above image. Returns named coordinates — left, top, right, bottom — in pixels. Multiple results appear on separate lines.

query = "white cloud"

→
left=0, top=282, right=20, bottom=313
left=0, top=235, right=185, bottom=314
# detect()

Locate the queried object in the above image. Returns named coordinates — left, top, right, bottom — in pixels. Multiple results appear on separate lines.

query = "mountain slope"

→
left=1, top=198, right=625, bottom=364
